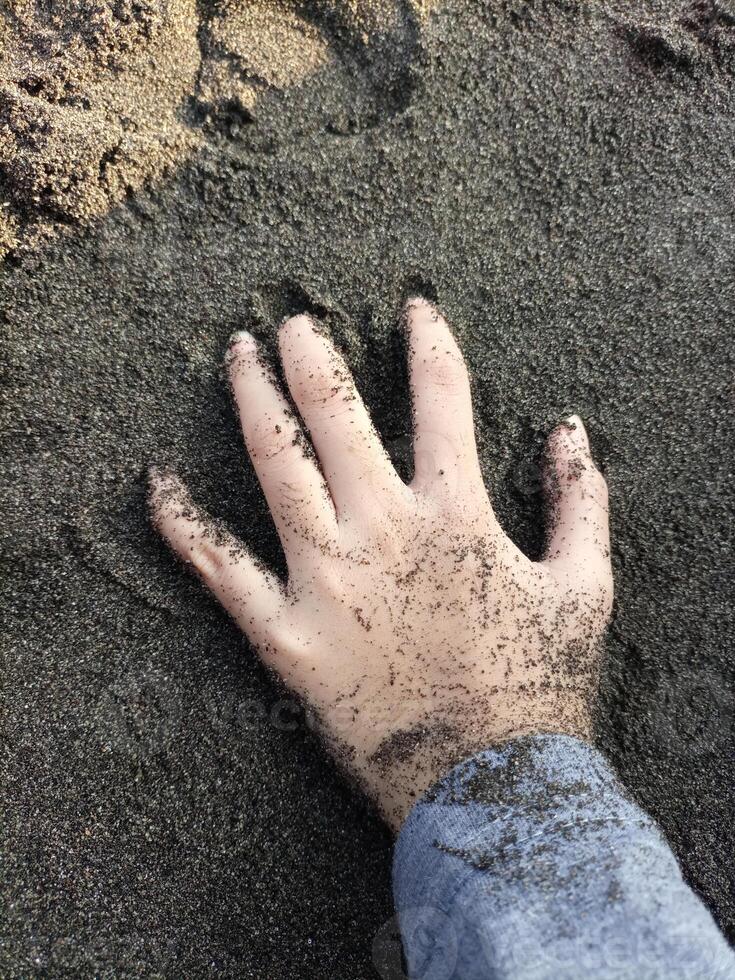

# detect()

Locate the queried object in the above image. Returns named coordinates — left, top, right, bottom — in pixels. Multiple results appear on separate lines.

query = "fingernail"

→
left=564, top=414, right=590, bottom=451
left=401, top=296, right=439, bottom=331
left=225, top=331, right=257, bottom=367
left=227, top=330, right=255, bottom=349
left=147, top=463, right=174, bottom=487
left=279, top=312, right=314, bottom=330
left=403, top=295, right=433, bottom=313
left=279, top=312, right=334, bottom=344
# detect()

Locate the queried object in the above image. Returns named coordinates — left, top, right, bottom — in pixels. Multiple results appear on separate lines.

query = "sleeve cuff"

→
left=392, top=734, right=735, bottom=980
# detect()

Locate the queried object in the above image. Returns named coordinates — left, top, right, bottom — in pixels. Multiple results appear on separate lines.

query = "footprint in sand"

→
left=0, top=0, right=434, bottom=257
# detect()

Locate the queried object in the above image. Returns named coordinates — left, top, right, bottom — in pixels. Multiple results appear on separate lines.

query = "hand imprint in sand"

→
left=149, top=299, right=613, bottom=829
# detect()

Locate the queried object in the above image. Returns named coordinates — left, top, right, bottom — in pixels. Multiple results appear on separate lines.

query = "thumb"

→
left=542, top=415, right=613, bottom=612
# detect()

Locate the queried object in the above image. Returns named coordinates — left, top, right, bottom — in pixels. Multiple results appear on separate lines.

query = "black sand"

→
left=2, top=0, right=735, bottom=975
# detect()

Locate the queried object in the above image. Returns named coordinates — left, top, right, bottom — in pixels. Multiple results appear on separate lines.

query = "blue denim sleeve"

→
left=393, top=735, right=735, bottom=979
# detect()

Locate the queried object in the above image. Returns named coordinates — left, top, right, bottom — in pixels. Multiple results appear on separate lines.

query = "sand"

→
left=2, top=0, right=734, bottom=976
left=0, top=0, right=430, bottom=256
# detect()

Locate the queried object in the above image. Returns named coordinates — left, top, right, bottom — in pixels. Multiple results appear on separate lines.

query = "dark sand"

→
left=2, top=0, right=735, bottom=975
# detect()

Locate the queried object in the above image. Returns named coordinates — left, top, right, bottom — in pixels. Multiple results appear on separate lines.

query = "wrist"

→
left=364, top=713, right=594, bottom=832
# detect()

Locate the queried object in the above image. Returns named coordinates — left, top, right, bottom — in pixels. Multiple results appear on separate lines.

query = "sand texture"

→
left=2, top=0, right=735, bottom=976
left=0, top=0, right=430, bottom=255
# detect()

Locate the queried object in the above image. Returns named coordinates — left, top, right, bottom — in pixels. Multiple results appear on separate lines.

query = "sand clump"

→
left=0, top=1, right=201, bottom=252
left=0, top=0, right=430, bottom=257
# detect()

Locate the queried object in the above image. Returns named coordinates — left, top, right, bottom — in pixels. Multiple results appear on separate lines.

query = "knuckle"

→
left=301, top=378, right=354, bottom=418
left=586, top=458, right=607, bottom=487
left=442, top=487, right=490, bottom=526
left=188, top=539, right=223, bottom=582
left=274, top=476, right=312, bottom=513
left=316, top=561, right=348, bottom=602
left=264, top=621, right=303, bottom=660
left=248, top=418, right=298, bottom=470
left=420, top=351, right=468, bottom=393
left=559, top=454, right=608, bottom=505
left=375, top=508, right=418, bottom=558
left=552, top=557, right=613, bottom=626
left=369, top=521, right=403, bottom=559
left=288, top=351, right=354, bottom=413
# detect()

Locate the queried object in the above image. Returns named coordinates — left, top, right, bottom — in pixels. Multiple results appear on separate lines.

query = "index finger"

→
left=278, top=314, right=410, bottom=519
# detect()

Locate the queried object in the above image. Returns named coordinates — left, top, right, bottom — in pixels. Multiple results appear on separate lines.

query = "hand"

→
left=149, top=299, right=613, bottom=830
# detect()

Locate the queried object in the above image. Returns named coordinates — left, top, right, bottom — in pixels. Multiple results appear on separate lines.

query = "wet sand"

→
left=2, top=0, right=735, bottom=975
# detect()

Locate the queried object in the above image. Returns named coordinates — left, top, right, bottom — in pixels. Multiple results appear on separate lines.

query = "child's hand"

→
left=149, top=299, right=612, bottom=829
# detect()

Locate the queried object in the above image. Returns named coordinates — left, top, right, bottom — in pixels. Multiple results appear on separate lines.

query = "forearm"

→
left=393, top=735, right=735, bottom=979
